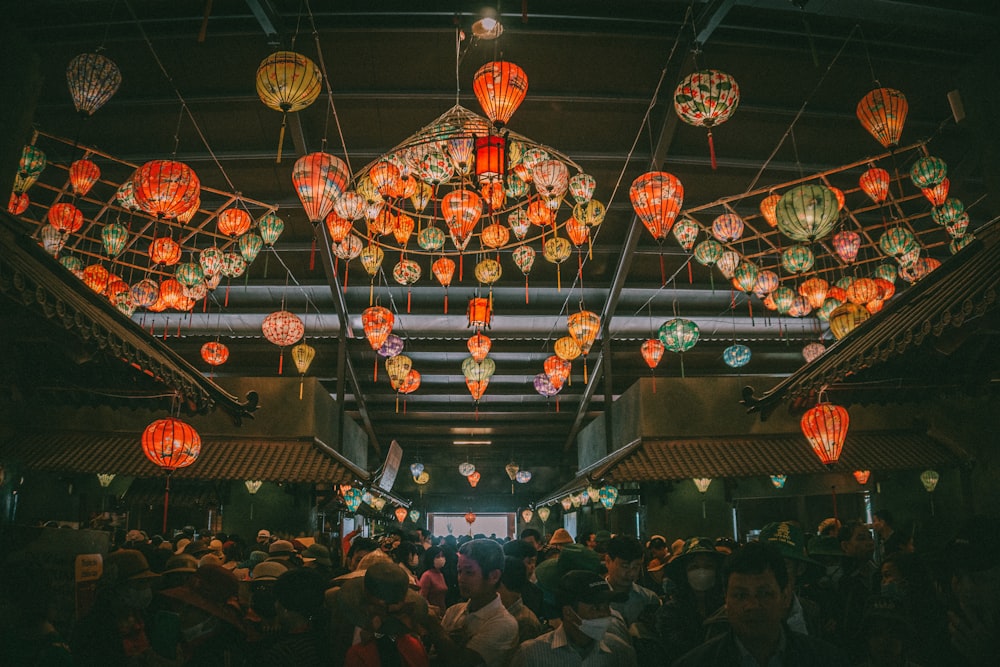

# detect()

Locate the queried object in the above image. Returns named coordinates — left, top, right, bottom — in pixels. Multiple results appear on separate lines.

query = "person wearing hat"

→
left=425, top=538, right=519, bottom=667
left=71, top=549, right=162, bottom=666
left=160, top=553, right=199, bottom=589
left=540, top=528, right=575, bottom=564
left=301, top=542, right=334, bottom=583
left=535, top=543, right=606, bottom=620
left=256, top=529, right=273, bottom=550
left=673, top=542, right=848, bottom=666
left=645, top=535, right=670, bottom=570
left=510, top=570, right=636, bottom=666
left=266, top=539, right=302, bottom=569
left=326, top=560, right=431, bottom=664
left=157, top=563, right=247, bottom=664
left=653, top=537, right=726, bottom=664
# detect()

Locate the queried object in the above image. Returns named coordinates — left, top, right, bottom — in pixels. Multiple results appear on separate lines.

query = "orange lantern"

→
left=847, top=278, right=880, bottom=305
left=48, top=202, right=84, bottom=234
left=641, top=338, right=665, bottom=370
left=801, top=402, right=849, bottom=466
left=159, top=278, right=185, bottom=309
left=395, top=507, right=408, bottom=523
left=201, top=341, right=229, bottom=367
left=468, top=332, right=492, bottom=363
left=568, top=310, right=600, bottom=355
left=467, top=297, right=492, bottom=330
left=554, top=336, right=581, bottom=362
left=468, top=471, right=482, bottom=488
left=544, top=355, right=571, bottom=389
left=859, top=167, right=890, bottom=204
left=431, top=257, right=456, bottom=313
left=362, top=306, right=394, bottom=351
left=133, top=160, right=201, bottom=220
left=481, top=223, right=510, bottom=249
left=630, top=171, right=684, bottom=241
left=441, top=189, right=483, bottom=246
left=82, top=264, right=110, bottom=293
left=798, top=277, right=829, bottom=310
left=473, top=61, right=528, bottom=128
left=853, top=470, right=871, bottom=485
left=69, top=158, right=101, bottom=197
left=466, top=377, right=489, bottom=401
left=857, top=88, right=908, bottom=149
left=142, top=417, right=201, bottom=533
left=262, top=310, right=305, bottom=373
left=464, top=511, right=477, bottom=525
left=217, top=207, right=252, bottom=237
left=8, top=192, right=29, bottom=215
left=292, top=152, right=350, bottom=223
left=149, top=236, right=182, bottom=266
left=475, top=135, right=506, bottom=182
left=393, top=214, right=415, bottom=246
left=325, top=212, right=354, bottom=243
left=922, top=179, right=949, bottom=207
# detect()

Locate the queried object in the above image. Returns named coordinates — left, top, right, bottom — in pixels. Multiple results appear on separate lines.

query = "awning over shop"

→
left=535, top=431, right=967, bottom=506
left=1, top=432, right=370, bottom=484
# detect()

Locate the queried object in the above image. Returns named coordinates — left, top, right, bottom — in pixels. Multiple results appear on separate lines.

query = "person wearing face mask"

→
left=419, top=546, right=449, bottom=613
left=653, top=537, right=725, bottom=664
left=511, top=569, right=637, bottom=666
left=71, top=549, right=166, bottom=666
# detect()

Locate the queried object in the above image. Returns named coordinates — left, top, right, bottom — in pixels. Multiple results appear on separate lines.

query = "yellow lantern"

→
left=256, top=51, right=323, bottom=162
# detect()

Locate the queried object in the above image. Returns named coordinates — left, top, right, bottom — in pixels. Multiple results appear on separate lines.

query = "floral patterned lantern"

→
left=458, top=462, right=476, bottom=477
left=598, top=485, right=619, bottom=510
left=149, top=236, right=181, bottom=266
left=14, top=145, right=46, bottom=195
left=857, top=88, right=908, bottom=148
left=641, top=338, right=665, bottom=372
left=832, top=230, right=861, bottom=264
left=759, top=193, right=780, bottom=228
left=909, top=156, right=947, bottom=189
left=859, top=167, right=890, bottom=204
left=922, top=179, right=950, bottom=207
left=67, top=52, right=122, bottom=116
left=466, top=378, right=489, bottom=401
left=512, top=245, right=536, bottom=303
left=378, top=334, right=404, bottom=360
left=393, top=259, right=422, bottom=312
left=659, top=318, right=699, bottom=377
left=569, top=173, right=596, bottom=204
left=325, top=212, right=354, bottom=244
left=343, top=487, right=362, bottom=513
left=386, top=355, right=413, bottom=392
left=568, top=309, right=600, bottom=383
left=362, top=306, right=394, bottom=351
left=516, top=471, right=532, bottom=484
left=239, top=233, right=264, bottom=263
left=130, top=278, right=160, bottom=308
left=752, top=270, right=779, bottom=298
left=711, top=213, right=744, bottom=243
left=201, top=341, right=229, bottom=367
left=673, top=69, right=740, bottom=169
left=798, top=277, right=829, bottom=309
left=931, top=198, right=965, bottom=226
left=521, top=508, right=534, bottom=523
left=292, top=152, right=350, bottom=223
left=441, top=188, right=483, bottom=249
left=732, top=261, right=759, bottom=294
left=431, top=257, right=456, bottom=313
left=802, top=342, right=826, bottom=363
left=878, top=227, right=917, bottom=258
left=534, top=373, right=561, bottom=401
left=544, top=355, right=571, bottom=389
left=467, top=471, right=481, bottom=488
left=554, top=336, right=581, bottom=362
left=8, top=192, right=29, bottom=215
left=723, top=344, right=751, bottom=368
left=672, top=218, right=699, bottom=252
left=257, top=213, right=285, bottom=246
left=473, top=60, right=528, bottom=128
left=801, top=402, right=849, bottom=466
left=69, top=158, right=101, bottom=197
left=770, top=475, right=788, bottom=489
left=468, top=332, right=492, bottom=363
left=142, top=417, right=201, bottom=533
left=694, top=239, right=724, bottom=267
left=630, top=171, right=684, bottom=241
left=462, top=357, right=496, bottom=384
left=133, top=160, right=200, bottom=220
left=717, top=251, right=741, bottom=280
left=262, top=310, right=304, bottom=373
left=781, top=245, right=815, bottom=274
left=256, top=51, right=322, bottom=162
left=853, top=470, right=871, bottom=485
left=775, top=184, right=840, bottom=242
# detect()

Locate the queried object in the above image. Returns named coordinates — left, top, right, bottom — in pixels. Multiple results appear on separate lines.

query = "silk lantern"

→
left=801, top=402, right=849, bottom=466
left=673, top=69, right=740, bottom=169
left=473, top=61, right=528, bottom=128
left=142, top=417, right=201, bottom=533
left=256, top=51, right=322, bottom=162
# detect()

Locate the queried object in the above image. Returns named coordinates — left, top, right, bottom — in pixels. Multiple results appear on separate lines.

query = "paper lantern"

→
left=441, top=189, right=483, bottom=247
left=414, top=471, right=430, bottom=486
left=8, top=192, right=29, bottom=215
left=262, top=310, right=304, bottom=373
left=332, top=233, right=364, bottom=263
left=133, top=160, right=200, bottom=220
left=48, top=202, right=84, bottom=234
left=343, top=488, right=362, bottom=513
left=467, top=333, right=492, bottom=363
left=879, top=227, right=917, bottom=258
left=931, top=198, right=965, bottom=226
left=922, top=179, right=950, bottom=207
left=292, top=152, right=350, bottom=223
left=853, top=470, right=871, bottom=485
left=630, top=171, right=684, bottom=241
left=560, top=496, right=573, bottom=511
left=920, top=469, right=940, bottom=492
left=568, top=310, right=600, bottom=354
left=466, top=378, right=489, bottom=401
left=797, top=277, right=829, bottom=310
left=732, top=261, right=759, bottom=294
left=534, top=373, right=561, bottom=398
left=386, top=355, right=413, bottom=389
left=394, top=507, right=408, bottom=523
left=674, top=69, right=740, bottom=169
left=859, top=167, right=890, bottom=204
left=291, top=342, right=316, bottom=384
left=672, top=218, right=699, bottom=251
left=14, top=145, right=46, bottom=195
left=801, top=402, right=849, bottom=466
left=723, top=344, right=751, bottom=368
left=252, top=212, right=283, bottom=247
left=148, top=236, right=181, bottom=266
left=910, top=156, right=947, bottom=189
left=544, top=355, right=571, bottom=389
left=516, top=470, right=532, bottom=483
left=641, top=338, right=665, bottom=370
left=462, top=357, right=496, bottom=383
left=378, top=334, right=404, bottom=359
left=459, top=462, right=476, bottom=477
left=857, top=88, right=908, bottom=148
left=694, top=239, right=724, bottom=267
left=658, top=318, right=699, bottom=353
left=481, top=222, right=509, bottom=249
left=802, top=342, right=826, bottom=363
left=431, top=257, right=456, bottom=312
left=716, top=251, right=741, bottom=280
left=760, top=193, right=780, bottom=228
left=142, top=417, right=200, bottom=472
left=781, top=245, right=815, bottom=274
left=408, top=509, right=421, bottom=522
left=474, top=258, right=503, bottom=285
left=537, top=507, right=551, bottom=523
left=770, top=475, right=787, bottom=489
left=468, top=472, right=482, bottom=488
left=574, top=200, right=606, bottom=227
left=775, top=184, right=840, bottom=242
left=409, top=463, right=425, bottom=479
left=693, top=478, right=712, bottom=493
left=752, top=270, right=779, bottom=298
left=464, top=511, right=477, bottom=525
left=598, top=485, right=619, bottom=510
left=521, top=509, right=534, bottom=523
left=69, top=158, right=101, bottom=197
left=201, top=341, right=229, bottom=367
left=832, top=230, right=861, bottom=264
left=554, top=336, right=581, bottom=362
left=66, top=52, right=121, bottom=116
left=362, top=306, right=394, bottom=351
left=569, top=173, right=596, bottom=204
left=256, top=51, right=322, bottom=161
left=711, top=213, right=744, bottom=243
left=238, top=233, right=264, bottom=264
left=467, top=297, right=492, bottom=330
left=473, top=60, right=528, bottom=128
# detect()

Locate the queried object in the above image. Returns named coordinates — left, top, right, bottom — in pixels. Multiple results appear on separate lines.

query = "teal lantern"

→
left=60, top=255, right=85, bottom=278
left=659, top=318, right=699, bottom=377
left=770, top=475, right=787, bottom=489
left=175, top=262, right=205, bottom=287
left=598, top=484, right=619, bottom=510
left=343, top=487, right=362, bottom=513
left=817, top=298, right=841, bottom=321
left=931, top=198, right=965, bottom=226
left=950, top=235, right=974, bottom=254
left=775, top=184, right=840, bottom=243
left=878, top=227, right=917, bottom=257
left=945, top=214, right=970, bottom=238
left=781, top=245, right=815, bottom=274
left=14, top=145, right=46, bottom=194
left=418, top=225, right=445, bottom=252
left=239, top=233, right=264, bottom=263
left=771, top=286, right=795, bottom=314
left=723, top=344, right=751, bottom=368
left=257, top=212, right=285, bottom=246
left=101, top=222, right=129, bottom=257
left=909, top=156, right=947, bottom=189
left=694, top=239, right=724, bottom=266
left=732, top=261, right=759, bottom=293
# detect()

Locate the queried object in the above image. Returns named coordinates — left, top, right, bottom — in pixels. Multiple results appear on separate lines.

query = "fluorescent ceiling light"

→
left=453, top=439, right=493, bottom=446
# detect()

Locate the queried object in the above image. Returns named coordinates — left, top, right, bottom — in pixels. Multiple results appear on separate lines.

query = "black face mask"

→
left=252, top=587, right=277, bottom=620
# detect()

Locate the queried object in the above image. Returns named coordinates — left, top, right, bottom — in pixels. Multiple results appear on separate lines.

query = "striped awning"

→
left=0, top=431, right=369, bottom=484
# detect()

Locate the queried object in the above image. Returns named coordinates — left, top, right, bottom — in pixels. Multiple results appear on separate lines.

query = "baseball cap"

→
left=257, top=529, right=271, bottom=540
left=557, top=570, right=628, bottom=606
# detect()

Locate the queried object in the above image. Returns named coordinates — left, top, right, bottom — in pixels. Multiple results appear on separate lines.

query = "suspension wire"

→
left=305, top=0, right=353, bottom=174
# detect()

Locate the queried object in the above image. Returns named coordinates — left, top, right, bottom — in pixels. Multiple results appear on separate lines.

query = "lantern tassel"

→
left=299, top=379, right=304, bottom=400
left=343, top=265, right=349, bottom=293
left=660, top=253, right=666, bottom=286
left=161, top=473, right=171, bottom=535
left=707, top=129, right=718, bottom=170
left=459, top=254, right=464, bottom=282
left=688, top=260, right=693, bottom=284
left=556, top=397, right=560, bottom=413
left=444, top=291, right=448, bottom=314
left=224, top=283, right=230, bottom=308
left=583, top=357, right=589, bottom=384
left=309, top=237, right=316, bottom=271
left=525, top=278, right=529, bottom=304
left=680, top=353, right=686, bottom=379
left=374, top=356, right=378, bottom=382
left=369, top=281, right=374, bottom=307
left=557, top=265, right=561, bottom=292
left=278, top=351, right=284, bottom=375
left=396, top=394, right=400, bottom=414
left=407, top=288, right=412, bottom=313
left=276, top=114, right=287, bottom=164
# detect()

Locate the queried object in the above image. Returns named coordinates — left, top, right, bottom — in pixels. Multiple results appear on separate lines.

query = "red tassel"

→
left=578, top=253, right=583, bottom=280
left=459, top=254, right=464, bottom=282
left=407, top=288, right=412, bottom=313
left=525, top=279, right=529, bottom=304
left=708, top=130, right=718, bottom=171
left=309, top=238, right=316, bottom=271
left=224, top=283, right=230, bottom=307
left=344, top=265, right=349, bottom=293
left=202, top=296, right=208, bottom=312
left=443, top=293, right=448, bottom=314
left=374, top=356, right=378, bottom=382
left=687, top=260, right=693, bottom=284
left=660, top=253, right=666, bottom=286
left=556, top=397, right=560, bottom=413
left=278, top=352, right=284, bottom=375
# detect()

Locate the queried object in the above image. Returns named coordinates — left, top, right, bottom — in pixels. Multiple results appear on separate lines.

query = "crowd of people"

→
left=1, top=511, right=997, bottom=666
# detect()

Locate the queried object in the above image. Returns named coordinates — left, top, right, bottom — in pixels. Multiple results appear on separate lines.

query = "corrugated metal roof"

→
left=1, top=432, right=367, bottom=484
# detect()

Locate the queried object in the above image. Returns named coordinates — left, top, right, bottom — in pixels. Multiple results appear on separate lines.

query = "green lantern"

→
left=175, top=261, right=205, bottom=287
left=658, top=318, right=699, bottom=378
left=239, top=233, right=264, bottom=263
left=931, top=198, right=965, bottom=226
left=909, top=156, right=947, bottom=189
left=732, top=261, right=759, bottom=293
left=771, top=286, right=795, bottom=314
left=257, top=212, right=285, bottom=246
left=781, top=245, right=815, bottom=274
left=14, top=145, right=46, bottom=194
left=101, top=222, right=129, bottom=257
left=417, top=225, right=445, bottom=251
left=672, top=218, right=699, bottom=251
left=775, top=184, right=840, bottom=243
left=461, top=356, right=496, bottom=382
left=694, top=239, right=724, bottom=266
left=878, top=227, right=917, bottom=257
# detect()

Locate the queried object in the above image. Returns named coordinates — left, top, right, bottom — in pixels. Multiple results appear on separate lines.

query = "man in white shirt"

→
left=426, top=538, right=519, bottom=667
left=511, top=569, right=637, bottom=666
left=604, top=536, right=660, bottom=627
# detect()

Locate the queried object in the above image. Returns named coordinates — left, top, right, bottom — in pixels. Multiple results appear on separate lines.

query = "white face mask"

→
left=574, top=611, right=612, bottom=641
left=687, top=568, right=716, bottom=592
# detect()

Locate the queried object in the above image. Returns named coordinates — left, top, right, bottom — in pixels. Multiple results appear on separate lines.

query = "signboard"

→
left=377, top=439, right=403, bottom=492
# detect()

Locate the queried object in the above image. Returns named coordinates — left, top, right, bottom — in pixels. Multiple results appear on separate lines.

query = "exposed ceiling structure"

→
left=5, top=2, right=998, bottom=491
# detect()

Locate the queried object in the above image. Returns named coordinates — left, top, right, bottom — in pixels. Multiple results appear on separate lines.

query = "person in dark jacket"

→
left=672, top=541, right=848, bottom=667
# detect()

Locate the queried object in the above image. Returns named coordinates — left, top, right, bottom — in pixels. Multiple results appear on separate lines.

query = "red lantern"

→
left=362, top=306, right=394, bottom=351
left=201, top=341, right=229, bottom=367
left=69, top=158, right=101, bottom=197
left=468, top=332, right=492, bottom=363
left=464, top=511, right=477, bottom=525
left=853, top=470, right=871, bottom=485
left=859, top=167, right=890, bottom=204
left=441, top=189, right=483, bottom=246
left=544, top=355, right=571, bottom=389
left=48, top=202, right=84, bottom=234
left=473, top=61, right=528, bottom=128
left=133, top=160, right=201, bottom=220
left=217, top=208, right=252, bottom=237
left=475, top=135, right=506, bottom=182
left=641, top=338, right=665, bottom=370
left=82, top=264, right=110, bottom=293
left=630, top=172, right=684, bottom=241
left=159, top=278, right=185, bottom=309
left=801, top=402, right=849, bottom=466
left=922, top=179, right=949, bottom=207
left=798, top=278, right=829, bottom=310
left=466, top=378, right=489, bottom=401
left=8, top=192, right=29, bottom=215
left=467, top=297, right=492, bottom=330
left=262, top=310, right=304, bottom=373
left=432, top=257, right=456, bottom=313
left=142, top=417, right=201, bottom=534
left=468, top=471, right=481, bottom=488
left=149, top=236, right=182, bottom=266
left=394, top=507, right=408, bottom=523
left=292, top=152, right=350, bottom=223
left=393, top=214, right=415, bottom=246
